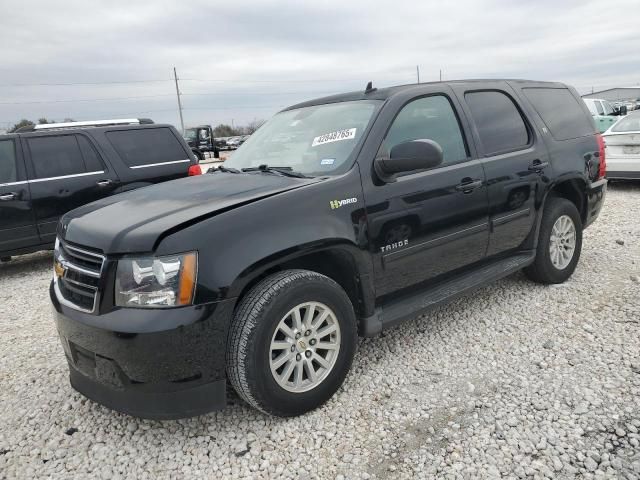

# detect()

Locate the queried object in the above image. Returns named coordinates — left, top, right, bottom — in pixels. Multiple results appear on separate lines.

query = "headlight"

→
left=115, top=252, right=197, bottom=308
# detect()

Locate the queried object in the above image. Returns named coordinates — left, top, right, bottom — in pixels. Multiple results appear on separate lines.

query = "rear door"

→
left=451, top=83, right=549, bottom=257
left=23, top=132, right=120, bottom=245
left=0, top=137, right=39, bottom=253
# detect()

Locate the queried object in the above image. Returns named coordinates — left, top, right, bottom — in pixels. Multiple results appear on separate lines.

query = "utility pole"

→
left=173, top=67, right=185, bottom=134
left=416, top=65, right=420, bottom=84
left=439, top=69, right=442, bottom=81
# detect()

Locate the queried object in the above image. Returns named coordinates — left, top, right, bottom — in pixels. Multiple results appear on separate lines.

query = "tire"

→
left=227, top=269, right=357, bottom=417
left=524, top=196, right=583, bottom=284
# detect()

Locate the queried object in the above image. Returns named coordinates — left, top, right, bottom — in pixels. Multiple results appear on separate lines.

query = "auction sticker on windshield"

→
left=312, top=128, right=357, bottom=147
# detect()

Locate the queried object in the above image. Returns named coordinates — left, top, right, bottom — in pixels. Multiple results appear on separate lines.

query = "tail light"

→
left=188, top=165, right=202, bottom=176
left=596, top=134, right=606, bottom=180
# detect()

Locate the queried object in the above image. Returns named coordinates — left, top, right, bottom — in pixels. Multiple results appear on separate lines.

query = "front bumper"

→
left=51, top=282, right=236, bottom=419
left=584, top=178, right=607, bottom=228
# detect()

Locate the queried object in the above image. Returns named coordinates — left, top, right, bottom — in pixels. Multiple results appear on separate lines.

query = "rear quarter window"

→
left=523, top=88, right=595, bottom=141
left=106, top=127, right=188, bottom=168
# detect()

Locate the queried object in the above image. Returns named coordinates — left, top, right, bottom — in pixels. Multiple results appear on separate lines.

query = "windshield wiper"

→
left=241, top=165, right=312, bottom=178
left=212, top=165, right=241, bottom=174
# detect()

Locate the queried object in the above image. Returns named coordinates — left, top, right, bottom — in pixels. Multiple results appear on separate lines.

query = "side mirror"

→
left=620, top=105, right=628, bottom=116
left=374, top=139, right=443, bottom=182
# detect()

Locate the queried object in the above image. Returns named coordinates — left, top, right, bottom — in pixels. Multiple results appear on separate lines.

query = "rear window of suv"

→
left=106, top=127, right=187, bottom=168
left=523, top=88, right=595, bottom=140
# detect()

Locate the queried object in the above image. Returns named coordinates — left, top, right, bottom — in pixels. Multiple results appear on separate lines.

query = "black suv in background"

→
left=0, top=119, right=201, bottom=260
left=52, top=80, right=606, bottom=419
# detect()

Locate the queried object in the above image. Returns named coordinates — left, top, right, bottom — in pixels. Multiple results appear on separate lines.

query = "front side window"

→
left=0, top=139, right=17, bottom=184
left=225, top=100, right=381, bottom=176
left=107, top=127, right=187, bottom=167
left=27, top=135, right=87, bottom=179
left=465, top=90, right=530, bottom=155
left=383, top=95, right=468, bottom=166
left=595, top=101, right=604, bottom=115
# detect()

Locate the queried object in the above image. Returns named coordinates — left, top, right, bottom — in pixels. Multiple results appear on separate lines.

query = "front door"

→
left=363, top=93, right=489, bottom=299
left=0, top=137, right=39, bottom=254
left=23, top=133, right=120, bottom=245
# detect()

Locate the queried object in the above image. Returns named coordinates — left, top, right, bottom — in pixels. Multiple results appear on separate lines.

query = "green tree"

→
left=8, top=119, right=34, bottom=133
left=213, top=124, right=236, bottom=137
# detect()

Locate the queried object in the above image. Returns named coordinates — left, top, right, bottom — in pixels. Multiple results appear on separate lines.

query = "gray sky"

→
left=1, top=0, right=638, bottom=130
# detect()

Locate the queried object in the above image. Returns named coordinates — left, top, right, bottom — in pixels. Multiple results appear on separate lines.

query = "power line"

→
left=0, top=94, right=175, bottom=105
left=0, top=79, right=172, bottom=87
left=0, top=70, right=414, bottom=88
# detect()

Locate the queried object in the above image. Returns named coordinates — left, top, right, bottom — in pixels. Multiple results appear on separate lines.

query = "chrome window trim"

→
left=29, top=170, right=105, bottom=183
left=129, top=159, right=190, bottom=169
left=0, top=180, right=29, bottom=187
left=1, top=170, right=106, bottom=186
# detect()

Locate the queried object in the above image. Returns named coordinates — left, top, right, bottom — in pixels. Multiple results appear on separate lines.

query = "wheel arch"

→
left=524, top=175, right=587, bottom=250
left=228, top=241, right=376, bottom=324
left=549, top=177, right=587, bottom=224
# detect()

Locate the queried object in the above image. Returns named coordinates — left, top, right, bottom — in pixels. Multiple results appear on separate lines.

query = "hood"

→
left=60, top=172, right=320, bottom=253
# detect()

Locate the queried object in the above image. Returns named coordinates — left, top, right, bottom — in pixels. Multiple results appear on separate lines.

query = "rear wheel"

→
left=227, top=270, right=357, bottom=416
left=524, top=197, right=582, bottom=284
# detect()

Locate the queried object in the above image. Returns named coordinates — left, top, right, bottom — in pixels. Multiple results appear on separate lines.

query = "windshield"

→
left=225, top=100, right=381, bottom=176
left=184, top=128, right=197, bottom=141
left=612, top=111, right=640, bottom=132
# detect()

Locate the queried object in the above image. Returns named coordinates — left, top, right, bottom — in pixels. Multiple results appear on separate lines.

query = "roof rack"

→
left=25, top=118, right=154, bottom=132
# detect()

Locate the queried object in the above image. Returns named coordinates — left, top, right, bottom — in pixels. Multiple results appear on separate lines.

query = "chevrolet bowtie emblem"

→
left=54, top=261, right=65, bottom=278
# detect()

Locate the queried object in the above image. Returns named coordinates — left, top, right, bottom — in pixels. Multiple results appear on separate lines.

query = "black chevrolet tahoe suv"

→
left=51, top=80, right=607, bottom=419
left=0, top=119, right=201, bottom=261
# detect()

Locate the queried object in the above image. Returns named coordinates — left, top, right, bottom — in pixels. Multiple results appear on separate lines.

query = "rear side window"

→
left=465, top=90, right=530, bottom=155
left=27, top=135, right=89, bottom=179
left=106, top=128, right=187, bottom=168
left=523, top=88, right=595, bottom=141
left=0, top=139, right=17, bottom=184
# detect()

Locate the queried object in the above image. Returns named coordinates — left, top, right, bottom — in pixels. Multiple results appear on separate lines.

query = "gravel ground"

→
left=1, top=183, right=639, bottom=480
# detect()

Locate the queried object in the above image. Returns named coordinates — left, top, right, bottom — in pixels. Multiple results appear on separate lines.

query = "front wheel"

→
left=227, top=270, right=357, bottom=416
left=524, top=196, right=583, bottom=284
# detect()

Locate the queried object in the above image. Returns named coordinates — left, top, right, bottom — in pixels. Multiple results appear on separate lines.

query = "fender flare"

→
left=226, top=239, right=376, bottom=318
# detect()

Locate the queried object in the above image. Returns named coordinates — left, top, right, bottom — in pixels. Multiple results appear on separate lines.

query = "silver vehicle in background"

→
left=603, top=110, right=640, bottom=180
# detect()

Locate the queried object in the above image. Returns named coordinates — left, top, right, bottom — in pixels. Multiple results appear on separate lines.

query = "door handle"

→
left=528, top=160, right=549, bottom=172
left=96, top=179, right=114, bottom=187
left=0, top=192, right=17, bottom=201
left=455, top=179, right=483, bottom=193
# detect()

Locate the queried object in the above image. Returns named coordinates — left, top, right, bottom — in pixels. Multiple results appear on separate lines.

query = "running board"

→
left=360, top=252, right=535, bottom=337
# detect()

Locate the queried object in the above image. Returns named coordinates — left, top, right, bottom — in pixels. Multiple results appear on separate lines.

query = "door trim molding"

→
left=383, top=222, right=489, bottom=263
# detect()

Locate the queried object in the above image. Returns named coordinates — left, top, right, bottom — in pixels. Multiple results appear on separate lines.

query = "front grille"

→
left=54, top=240, right=105, bottom=313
